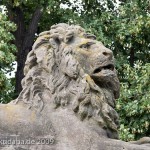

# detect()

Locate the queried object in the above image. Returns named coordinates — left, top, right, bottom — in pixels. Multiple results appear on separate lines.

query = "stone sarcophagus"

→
left=0, top=23, right=149, bottom=150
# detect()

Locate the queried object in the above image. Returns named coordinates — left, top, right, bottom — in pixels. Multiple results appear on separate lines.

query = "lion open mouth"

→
left=93, top=64, right=114, bottom=74
left=91, top=63, right=115, bottom=83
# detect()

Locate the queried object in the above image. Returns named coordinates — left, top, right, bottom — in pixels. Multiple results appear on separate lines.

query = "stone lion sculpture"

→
left=0, top=23, right=149, bottom=150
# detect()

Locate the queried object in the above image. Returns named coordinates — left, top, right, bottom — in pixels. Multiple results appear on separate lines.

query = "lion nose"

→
left=102, top=48, right=113, bottom=59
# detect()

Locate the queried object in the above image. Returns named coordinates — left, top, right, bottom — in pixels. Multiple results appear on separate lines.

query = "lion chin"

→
left=0, top=23, right=149, bottom=150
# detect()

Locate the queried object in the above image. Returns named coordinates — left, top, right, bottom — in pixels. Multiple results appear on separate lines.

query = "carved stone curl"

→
left=0, top=23, right=149, bottom=150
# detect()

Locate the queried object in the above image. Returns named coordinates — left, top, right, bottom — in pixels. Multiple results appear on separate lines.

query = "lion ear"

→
left=64, top=59, right=78, bottom=78
left=60, top=47, right=78, bottom=78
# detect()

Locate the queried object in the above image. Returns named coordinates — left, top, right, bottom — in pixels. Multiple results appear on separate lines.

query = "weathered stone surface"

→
left=0, top=23, right=149, bottom=150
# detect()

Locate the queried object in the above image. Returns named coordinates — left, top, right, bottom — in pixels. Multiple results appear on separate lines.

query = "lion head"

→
left=15, top=23, right=120, bottom=139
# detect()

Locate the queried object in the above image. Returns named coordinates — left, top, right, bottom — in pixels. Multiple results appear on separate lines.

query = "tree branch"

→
left=23, top=7, right=43, bottom=53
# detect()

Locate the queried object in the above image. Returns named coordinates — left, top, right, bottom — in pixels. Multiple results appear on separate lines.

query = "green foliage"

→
left=0, top=12, right=16, bottom=103
left=73, top=0, right=150, bottom=65
left=0, top=0, right=74, bottom=31
left=112, top=0, right=150, bottom=65
left=117, top=62, right=150, bottom=141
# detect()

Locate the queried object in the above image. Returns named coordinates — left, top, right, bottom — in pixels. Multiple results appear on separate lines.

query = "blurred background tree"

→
left=0, top=0, right=149, bottom=141
left=0, top=12, right=16, bottom=103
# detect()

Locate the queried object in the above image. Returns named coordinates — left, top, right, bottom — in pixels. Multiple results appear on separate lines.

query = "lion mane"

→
left=15, top=23, right=119, bottom=139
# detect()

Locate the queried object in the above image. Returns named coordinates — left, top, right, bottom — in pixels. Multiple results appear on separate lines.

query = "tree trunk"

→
left=129, top=48, right=135, bottom=67
left=8, top=7, right=42, bottom=95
